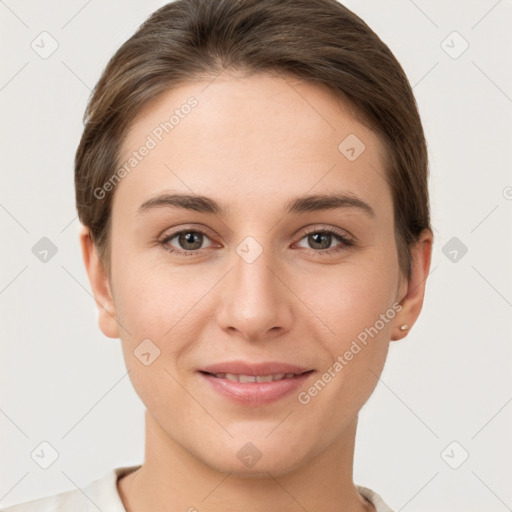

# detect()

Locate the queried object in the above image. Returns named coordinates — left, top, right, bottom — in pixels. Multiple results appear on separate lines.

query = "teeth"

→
left=213, top=372, right=298, bottom=382
left=239, top=374, right=257, bottom=383
left=255, top=375, right=273, bottom=382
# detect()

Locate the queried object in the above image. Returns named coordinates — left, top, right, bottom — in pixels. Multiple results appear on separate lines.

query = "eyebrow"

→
left=137, top=192, right=375, bottom=218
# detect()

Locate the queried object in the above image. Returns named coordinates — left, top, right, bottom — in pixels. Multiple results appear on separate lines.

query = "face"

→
left=91, top=71, right=414, bottom=476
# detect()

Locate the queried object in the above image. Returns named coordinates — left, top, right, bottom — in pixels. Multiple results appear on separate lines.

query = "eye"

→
left=160, top=229, right=213, bottom=254
left=295, top=226, right=354, bottom=254
left=158, top=225, right=354, bottom=257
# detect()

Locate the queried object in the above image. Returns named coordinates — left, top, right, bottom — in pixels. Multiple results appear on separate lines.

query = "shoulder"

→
left=1, top=488, right=87, bottom=512
left=1, top=466, right=141, bottom=512
left=356, top=484, right=395, bottom=512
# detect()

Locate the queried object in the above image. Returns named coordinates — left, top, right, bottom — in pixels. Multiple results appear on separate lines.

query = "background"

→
left=1, top=1, right=511, bottom=510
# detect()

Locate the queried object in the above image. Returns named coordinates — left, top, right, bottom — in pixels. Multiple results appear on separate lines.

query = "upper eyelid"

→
left=160, top=223, right=216, bottom=240
left=294, top=227, right=353, bottom=248
left=161, top=224, right=352, bottom=249
left=300, top=225, right=351, bottom=238
left=161, top=224, right=349, bottom=238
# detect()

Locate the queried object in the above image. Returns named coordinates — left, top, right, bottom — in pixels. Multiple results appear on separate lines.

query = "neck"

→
left=117, top=411, right=374, bottom=512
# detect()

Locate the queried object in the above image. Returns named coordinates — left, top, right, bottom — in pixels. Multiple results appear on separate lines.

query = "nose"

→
left=216, top=243, right=294, bottom=342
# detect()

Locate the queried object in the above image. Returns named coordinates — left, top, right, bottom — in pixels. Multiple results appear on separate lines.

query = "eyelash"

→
left=158, top=225, right=354, bottom=257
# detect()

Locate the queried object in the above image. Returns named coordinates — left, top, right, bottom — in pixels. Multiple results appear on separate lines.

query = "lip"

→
left=198, top=360, right=315, bottom=406
left=200, top=360, right=312, bottom=376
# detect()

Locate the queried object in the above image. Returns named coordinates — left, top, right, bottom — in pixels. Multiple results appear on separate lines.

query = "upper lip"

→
left=200, top=361, right=313, bottom=376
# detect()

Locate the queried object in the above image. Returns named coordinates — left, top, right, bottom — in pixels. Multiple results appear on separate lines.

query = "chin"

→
left=196, top=436, right=311, bottom=478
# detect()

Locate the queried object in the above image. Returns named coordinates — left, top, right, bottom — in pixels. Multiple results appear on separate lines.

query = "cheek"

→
left=113, top=265, right=200, bottom=414
left=113, top=252, right=204, bottom=334
left=111, top=261, right=186, bottom=372
left=308, top=257, right=398, bottom=341
left=298, top=265, right=396, bottom=417
left=302, top=255, right=399, bottom=405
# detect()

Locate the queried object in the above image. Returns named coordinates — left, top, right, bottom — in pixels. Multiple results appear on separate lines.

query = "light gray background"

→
left=1, top=1, right=511, bottom=510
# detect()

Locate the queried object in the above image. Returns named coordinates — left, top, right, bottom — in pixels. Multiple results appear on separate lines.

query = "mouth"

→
left=200, top=371, right=312, bottom=382
left=198, top=367, right=315, bottom=406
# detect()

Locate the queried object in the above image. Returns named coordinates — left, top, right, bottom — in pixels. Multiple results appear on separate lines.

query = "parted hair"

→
left=75, top=0, right=431, bottom=280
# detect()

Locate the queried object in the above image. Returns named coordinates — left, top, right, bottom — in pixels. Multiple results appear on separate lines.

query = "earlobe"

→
left=391, top=229, right=433, bottom=341
left=79, top=224, right=120, bottom=339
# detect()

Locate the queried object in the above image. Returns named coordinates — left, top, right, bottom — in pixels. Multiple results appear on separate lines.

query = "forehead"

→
left=114, top=72, right=392, bottom=222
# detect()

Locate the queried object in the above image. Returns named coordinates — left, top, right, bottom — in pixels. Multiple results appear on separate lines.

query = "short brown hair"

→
left=75, top=0, right=432, bottom=280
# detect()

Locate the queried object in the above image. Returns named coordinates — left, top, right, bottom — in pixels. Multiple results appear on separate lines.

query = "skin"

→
left=80, top=70, right=433, bottom=512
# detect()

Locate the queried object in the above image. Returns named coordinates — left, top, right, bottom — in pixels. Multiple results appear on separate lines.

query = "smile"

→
left=199, top=370, right=315, bottom=406
left=209, top=372, right=299, bottom=382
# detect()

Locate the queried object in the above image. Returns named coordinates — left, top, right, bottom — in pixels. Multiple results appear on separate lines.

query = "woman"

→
left=3, top=0, right=433, bottom=510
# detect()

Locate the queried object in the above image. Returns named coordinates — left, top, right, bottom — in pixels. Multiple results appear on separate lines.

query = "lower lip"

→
left=199, top=371, right=315, bottom=406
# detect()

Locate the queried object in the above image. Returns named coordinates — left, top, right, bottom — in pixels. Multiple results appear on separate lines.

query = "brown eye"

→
left=161, top=230, right=213, bottom=253
left=307, top=232, right=334, bottom=250
left=177, top=231, right=203, bottom=250
left=295, top=227, right=354, bottom=254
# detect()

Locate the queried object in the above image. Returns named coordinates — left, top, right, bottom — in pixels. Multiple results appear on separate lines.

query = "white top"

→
left=1, top=465, right=395, bottom=512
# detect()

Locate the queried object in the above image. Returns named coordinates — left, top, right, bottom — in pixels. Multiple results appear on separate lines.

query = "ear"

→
left=391, top=228, right=433, bottom=341
left=79, top=224, right=120, bottom=339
